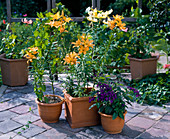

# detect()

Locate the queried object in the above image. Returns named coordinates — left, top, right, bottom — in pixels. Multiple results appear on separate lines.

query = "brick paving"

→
left=0, top=76, right=169, bottom=139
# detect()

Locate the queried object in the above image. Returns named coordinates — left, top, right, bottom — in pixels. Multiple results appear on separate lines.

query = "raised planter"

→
left=0, top=54, right=28, bottom=86
left=99, top=111, right=127, bottom=134
left=35, top=95, right=64, bottom=123
left=128, top=56, right=159, bottom=80
left=64, top=91, right=100, bottom=128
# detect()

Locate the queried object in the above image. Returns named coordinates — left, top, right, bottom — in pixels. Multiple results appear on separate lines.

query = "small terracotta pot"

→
left=0, top=54, right=28, bottom=86
left=128, top=56, right=159, bottom=80
left=64, top=89, right=100, bottom=128
left=35, top=95, right=64, bottom=123
left=99, top=111, right=127, bottom=134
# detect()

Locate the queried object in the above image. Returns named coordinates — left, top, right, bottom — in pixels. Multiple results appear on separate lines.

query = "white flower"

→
left=85, top=7, right=91, bottom=13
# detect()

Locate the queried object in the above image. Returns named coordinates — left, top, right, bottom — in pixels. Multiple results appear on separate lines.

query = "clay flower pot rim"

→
left=0, top=53, right=27, bottom=62
left=35, top=95, right=64, bottom=106
left=128, top=56, right=159, bottom=62
left=99, top=110, right=127, bottom=118
left=63, top=89, right=93, bottom=102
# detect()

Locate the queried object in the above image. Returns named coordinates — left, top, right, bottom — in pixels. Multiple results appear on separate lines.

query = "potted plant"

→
left=63, top=33, right=101, bottom=128
left=89, top=78, right=141, bottom=134
left=0, top=21, right=33, bottom=86
left=24, top=6, right=76, bottom=123
left=127, top=18, right=159, bottom=80
left=84, top=7, right=130, bottom=73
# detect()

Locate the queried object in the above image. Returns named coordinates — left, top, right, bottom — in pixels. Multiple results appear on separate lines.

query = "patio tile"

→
left=10, top=104, right=36, bottom=114
left=0, top=98, right=31, bottom=111
left=0, top=85, right=7, bottom=96
left=0, top=132, right=16, bottom=139
left=147, top=106, right=168, bottom=114
left=32, top=109, right=39, bottom=116
left=66, top=133, right=91, bottom=139
left=162, top=112, right=170, bottom=120
left=32, top=120, right=52, bottom=130
left=103, top=134, right=131, bottom=139
left=53, top=120, right=84, bottom=133
left=0, top=132, right=26, bottom=139
left=153, top=119, right=170, bottom=131
left=121, top=124, right=145, bottom=138
left=12, top=113, right=40, bottom=125
left=78, top=128, right=107, bottom=139
left=0, top=110, right=19, bottom=122
left=32, top=128, right=73, bottom=139
left=0, top=120, right=22, bottom=133
left=138, top=108, right=164, bottom=120
left=16, top=86, right=34, bottom=94
left=127, top=116, right=156, bottom=129
left=8, top=84, right=31, bottom=90
left=137, top=127, right=170, bottom=139
left=25, top=101, right=37, bottom=109
left=128, top=103, right=147, bottom=111
left=60, top=109, right=65, bottom=120
left=2, top=91, right=24, bottom=99
left=91, top=125, right=106, bottom=133
left=22, top=93, right=37, bottom=101
left=14, top=124, right=46, bottom=138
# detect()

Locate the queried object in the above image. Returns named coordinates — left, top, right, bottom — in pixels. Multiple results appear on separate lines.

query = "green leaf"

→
left=105, top=106, right=112, bottom=114
left=34, top=30, right=39, bottom=37
left=25, top=124, right=29, bottom=128
left=119, top=112, right=124, bottom=120
left=99, top=105, right=104, bottom=112
left=29, top=107, right=32, bottom=112
left=96, top=102, right=100, bottom=108
left=112, top=113, right=118, bottom=120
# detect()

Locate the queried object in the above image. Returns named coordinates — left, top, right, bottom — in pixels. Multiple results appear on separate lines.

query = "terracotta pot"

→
left=0, top=54, right=28, bottom=86
left=99, top=111, right=127, bottom=134
left=35, top=95, right=64, bottom=123
left=128, top=56, right=159, bottom=80
left=64, top=89, right=100, bottom=128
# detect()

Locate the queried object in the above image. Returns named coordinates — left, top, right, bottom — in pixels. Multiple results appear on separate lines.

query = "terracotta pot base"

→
left=64, top=91, right=100, bottom=128
left=0, top=54, right=28, bottom=86
left=128, top=56, right=158, bottom=80
left=35, top=95, right=64, bottom=123
left=99, top=111, right=127, bottom=134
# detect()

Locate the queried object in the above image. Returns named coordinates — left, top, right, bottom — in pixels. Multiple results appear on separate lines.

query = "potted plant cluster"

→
left=127, top=18, right=159, bottom=80
left=62, top=7, right=131, bottom=129
left=89, top=76, right=141, bottom=134
left=0, top=20, right=33, bottom=86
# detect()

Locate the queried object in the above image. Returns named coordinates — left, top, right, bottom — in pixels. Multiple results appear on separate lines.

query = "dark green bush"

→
left=129, top=72, right=170, bottom=106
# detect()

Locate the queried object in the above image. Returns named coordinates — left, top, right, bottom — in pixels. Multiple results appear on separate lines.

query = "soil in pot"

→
left=35, top=95, right=64, bottom=123
left=99, top=111, right=127, bottom=134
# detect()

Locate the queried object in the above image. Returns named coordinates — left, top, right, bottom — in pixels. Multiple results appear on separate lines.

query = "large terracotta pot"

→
left=0, top=54, right=28, bottom=86
left=35, top=95, right=64, bottom=123
left=64, top=90, right=100, bottom=128
left=99, top=111, right=127, bottom=134
left=128, top=56, right=159, bottom=80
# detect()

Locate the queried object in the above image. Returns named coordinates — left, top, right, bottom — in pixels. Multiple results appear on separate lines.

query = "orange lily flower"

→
left=64, top=52, right=80, bottom=65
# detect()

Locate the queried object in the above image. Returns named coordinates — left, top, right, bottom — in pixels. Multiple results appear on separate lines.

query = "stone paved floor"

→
left=0, top=75, right=169, bottom=139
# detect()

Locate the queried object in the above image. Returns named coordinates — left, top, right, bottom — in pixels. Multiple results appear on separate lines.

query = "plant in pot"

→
left=24, top=7, right=76, bottom=123
left=127, top=18, right=159, bottom=80
left=63, top=33, right=101, bottom=128
left=84, top=7, right=130, bottom=75
left=0, top=21, right=33, bottom=86
left=89, top=77, right=141, bottom=134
